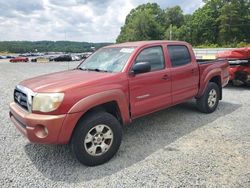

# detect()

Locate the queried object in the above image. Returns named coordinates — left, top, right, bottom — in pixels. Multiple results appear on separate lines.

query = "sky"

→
left=0, top=0, right=204, bottom=42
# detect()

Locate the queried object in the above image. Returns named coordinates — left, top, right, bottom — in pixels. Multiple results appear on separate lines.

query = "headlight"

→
left=32, top=93, right=64, bottom=112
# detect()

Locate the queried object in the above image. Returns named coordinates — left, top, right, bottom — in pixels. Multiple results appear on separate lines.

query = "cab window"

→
left=167, top=45, right=191, bottom=67
left=135, top=46, right=165, bottom=71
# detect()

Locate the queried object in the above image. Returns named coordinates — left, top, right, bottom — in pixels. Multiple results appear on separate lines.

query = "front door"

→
left=129, top=46, right=172, bottom=118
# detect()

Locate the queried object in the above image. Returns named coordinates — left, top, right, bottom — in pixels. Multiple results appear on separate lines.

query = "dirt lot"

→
left=0, top=61, right=249, bottom=187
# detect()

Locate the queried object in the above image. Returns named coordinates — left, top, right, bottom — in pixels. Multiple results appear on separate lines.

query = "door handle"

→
left=191, top=69, right=195, bottom=73
left=162, top=74, right=170, bottom=80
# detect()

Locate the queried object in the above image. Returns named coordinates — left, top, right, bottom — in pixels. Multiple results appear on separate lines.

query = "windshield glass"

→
left=79, top=47, right=135, bottom=72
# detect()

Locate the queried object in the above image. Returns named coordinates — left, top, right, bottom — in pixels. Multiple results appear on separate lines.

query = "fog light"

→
left=34, top=125, right=48, bottom=138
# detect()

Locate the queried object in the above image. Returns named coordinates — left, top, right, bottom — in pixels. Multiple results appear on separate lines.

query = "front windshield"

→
left=79, top=47, right=135, bottom=72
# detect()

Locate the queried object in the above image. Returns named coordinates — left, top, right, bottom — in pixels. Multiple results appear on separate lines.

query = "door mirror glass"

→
left=132, top=62, right=151, bottom=74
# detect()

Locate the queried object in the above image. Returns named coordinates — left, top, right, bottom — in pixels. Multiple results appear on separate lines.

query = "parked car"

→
left=6, top=55, right=15, bottom=59
left=53, top=55, right=72, bottom=62
left=0, top=55, right=7, bottom=59
left=49, top=56, right=56, bottom=61
left=31, top=57, right=49, bottom=63
left=71, top=55, right=82, bottom=61
left=10, top=57, right=29, bottom=63
left=217, top=47, right=250, bottom=86
left=9, top=41, right=229, bottom=166
left=31, top=58, right=37, bottom=62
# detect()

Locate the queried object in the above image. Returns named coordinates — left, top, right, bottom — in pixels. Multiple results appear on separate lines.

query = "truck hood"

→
left=20, top=69, right=117, bottom=92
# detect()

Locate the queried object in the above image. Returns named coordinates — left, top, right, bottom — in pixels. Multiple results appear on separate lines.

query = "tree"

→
left=164, top=6, right=184, bottom=28
left=116, top=3, right=164, bottom=43
left=217, top=0, right=250, bottom=44
left=188, top=2, right=219, bottom=45
left=116, top=0, right=250, bottom=46
left=0, top=41, right=111, bottom=53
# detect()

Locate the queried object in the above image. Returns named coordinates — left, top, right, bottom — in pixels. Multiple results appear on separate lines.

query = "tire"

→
left=245, top=81, right=250, bottom=87
left=196, top=82, right=220, bottom=113
left=70, top=111, right=122, bottom=166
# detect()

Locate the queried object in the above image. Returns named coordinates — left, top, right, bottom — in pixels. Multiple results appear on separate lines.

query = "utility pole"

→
left=170, top=24, right=172, bottom=40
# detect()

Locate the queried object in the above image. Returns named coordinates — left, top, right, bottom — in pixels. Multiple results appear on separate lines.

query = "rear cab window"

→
left=167, top=45, right=191, bottom=67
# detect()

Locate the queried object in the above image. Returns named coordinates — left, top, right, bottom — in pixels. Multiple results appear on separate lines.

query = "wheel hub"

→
left=93, top=134, right=104, bottom=144
left=208, top=89, right=217, bottom=108
left=84, top=124, right=113, bottom=156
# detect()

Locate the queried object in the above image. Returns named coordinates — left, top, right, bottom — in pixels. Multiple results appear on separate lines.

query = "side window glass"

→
left=135, top=46, right=164, bottom=71
left=167, top=45, right=191, bottom=67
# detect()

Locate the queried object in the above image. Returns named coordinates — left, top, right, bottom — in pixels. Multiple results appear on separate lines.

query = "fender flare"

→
left=68, top=89, right=130, bottom=123
left=57, top=89, right=130, bottom=144
left=197, top=68, right=222, bottom=98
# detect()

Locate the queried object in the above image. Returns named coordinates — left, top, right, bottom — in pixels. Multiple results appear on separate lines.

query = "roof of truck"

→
left=106, top=40, right=189, bottom=48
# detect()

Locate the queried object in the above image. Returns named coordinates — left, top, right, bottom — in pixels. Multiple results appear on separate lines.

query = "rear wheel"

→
left=70, top=111, right=122, bottom=166
left=196, top=82, right=220, bottom=113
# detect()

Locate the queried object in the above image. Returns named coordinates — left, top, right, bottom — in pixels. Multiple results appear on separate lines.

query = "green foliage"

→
left=116, top=3, right=165, bottom=43
left=195, top=43, right=220, bottom=48
left=116, top=1, right=250, bottom=47
left=0, top=41, right=112, bottom=53
left=164, top=25, right=178, bottom=40
left=164, top=6, right=184, bottom=28
left=236, top=42, right=250, bottom=47
left=195, top=42, right=250, bottom=48
left=217, top=0, right=246, bottom=44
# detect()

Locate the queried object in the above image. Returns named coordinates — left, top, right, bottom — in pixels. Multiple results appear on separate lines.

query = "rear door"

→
left=129, top=46, right=172, bottom=118
left=166, top=45, right=199, bottom=104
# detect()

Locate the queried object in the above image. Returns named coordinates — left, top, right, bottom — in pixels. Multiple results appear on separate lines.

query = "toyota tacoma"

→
left=9, top=41, right=229, bottom=166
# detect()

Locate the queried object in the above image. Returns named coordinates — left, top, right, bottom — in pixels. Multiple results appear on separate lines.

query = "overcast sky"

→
left=0, top=0, right=204, bottom=42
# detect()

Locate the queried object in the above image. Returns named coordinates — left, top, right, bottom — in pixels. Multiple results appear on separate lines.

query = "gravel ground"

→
left=0, top=61, right=249, bottom=187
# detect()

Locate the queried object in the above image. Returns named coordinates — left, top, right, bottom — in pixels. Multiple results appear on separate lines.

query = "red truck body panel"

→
left=229, top=66, right=250, bottom=80
left=9, top=41, right=230, bottom=144
left=216, top=48, right=250, bottom=84
left=216, top=47, right=250, bottom=59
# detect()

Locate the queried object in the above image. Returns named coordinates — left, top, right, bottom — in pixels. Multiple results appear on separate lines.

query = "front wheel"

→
left=196, top=82, right=220, bottom=113
left=70, top=111, right=122, bottom=166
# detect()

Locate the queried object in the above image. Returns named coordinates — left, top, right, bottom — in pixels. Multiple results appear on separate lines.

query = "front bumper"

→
left=9, top=102, right=66, bottom=144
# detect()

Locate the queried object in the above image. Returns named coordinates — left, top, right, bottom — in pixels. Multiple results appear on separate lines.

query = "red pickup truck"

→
left=9, top=41, right=229, bottom=166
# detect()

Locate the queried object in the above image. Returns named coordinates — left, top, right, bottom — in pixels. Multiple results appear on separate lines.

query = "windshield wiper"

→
left=78, top=67, right=109, bottom=72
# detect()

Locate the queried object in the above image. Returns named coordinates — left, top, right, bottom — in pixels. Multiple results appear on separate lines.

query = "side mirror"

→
left=132, top=62, right=151, bottom=74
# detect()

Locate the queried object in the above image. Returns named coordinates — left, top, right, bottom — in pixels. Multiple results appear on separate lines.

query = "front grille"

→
left=14, top=89, right=28, bottom=111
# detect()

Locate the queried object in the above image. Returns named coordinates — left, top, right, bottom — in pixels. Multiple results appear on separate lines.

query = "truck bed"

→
left=197, top=58, right=229, bottom=96
left=197, top=59, right=227, bottom=64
